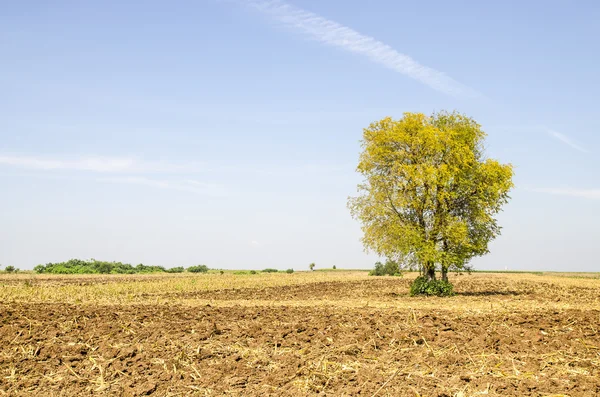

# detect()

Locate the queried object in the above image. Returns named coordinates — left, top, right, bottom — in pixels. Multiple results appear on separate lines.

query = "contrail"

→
left=242, top=0, right=478, bottom=97
left=547, top=129, right=588, bottom=153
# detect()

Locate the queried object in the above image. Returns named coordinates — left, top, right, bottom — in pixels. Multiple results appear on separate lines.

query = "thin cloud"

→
left=529, top=187, right=600, bottom=199
left=0, top=153, right=347, bottom=176
left=547, top=130, right=588, bottom=153
left=0, top=154, right=204, bottom=173
left=98, top=177, right=227, bottom=196
left=241, top=0, right=478, bottom=97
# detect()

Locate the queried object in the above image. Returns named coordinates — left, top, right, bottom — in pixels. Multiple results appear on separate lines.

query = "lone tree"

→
left=309, top=263, right=315, bottom=271
left=348, top=112, right=513, bottom=289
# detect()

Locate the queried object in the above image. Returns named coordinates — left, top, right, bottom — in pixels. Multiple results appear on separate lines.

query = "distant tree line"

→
left=32, top=259, right=209, bottom=274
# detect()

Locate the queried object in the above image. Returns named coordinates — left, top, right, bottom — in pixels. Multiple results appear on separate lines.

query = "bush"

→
left=187, top=265, right=209, bottom=273
left=368, top=260, right=402, bottom=276
left=410, top=276, right=455, bottom=297
left=135, top=264, right=166, bottom=273
left=262, top=268, right=278, bottom=273
left=250, top=270, right=257, bottom=274
left=97, top=262, right=112, bottom=274
left=4, top=265, right=15, bottom=273
left=31, top=259, right=169, bottom=274
left=166, top=267, right=185, bottom=273
left=333, top=265, right=336, bottom=270
left=286, top=268, right=294, bottom=274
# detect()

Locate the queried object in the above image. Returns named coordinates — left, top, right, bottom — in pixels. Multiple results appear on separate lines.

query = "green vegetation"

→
left=232, top=270, right=259, bottom=275
left=309, top=263, right=315, bottom=271
left=410, top=276, right=455, bottom=297
left=33, top=259, right=164, bottom=274
left=333, top=265, right=336, bottom=270
left=32, top=259, right=211, bottom=274
left=262, top=268, right=279, bottom=273
left=368, top=260, right=402, bottom=276
left=4, top=265, right=16, bottom=273
left=187, top=265, right=209, bottom=273
left=349, top=111, right=514, bottom=291
left=286, top=268, right=294, bottom=274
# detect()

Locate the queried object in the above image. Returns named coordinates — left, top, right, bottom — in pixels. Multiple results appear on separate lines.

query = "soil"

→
left=1, top=276, right=599, bottom=396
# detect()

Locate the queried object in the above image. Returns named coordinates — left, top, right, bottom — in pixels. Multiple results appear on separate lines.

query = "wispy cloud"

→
left=546, top=129, right=588, bottom=153
left=0, top=154, right=225, bottom=196
left=0, top=154, right=204, bottom=173
left=241, top=0, right=477, bottom=97
left=528, top=187, right=600, bottom=199
left=98, top=177, right=227, bottom=196
left=0, top=153, right=348, bottom=177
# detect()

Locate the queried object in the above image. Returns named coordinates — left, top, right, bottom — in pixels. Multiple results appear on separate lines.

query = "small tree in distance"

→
left=187, top=265, right=209, bottom=273
left=349, top=111, right=513, bottom=295
left=309, top=263, right=315, bottom=271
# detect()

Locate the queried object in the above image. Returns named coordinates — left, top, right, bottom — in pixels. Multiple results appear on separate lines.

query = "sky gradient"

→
left=1, top=0, right=599, bottom=271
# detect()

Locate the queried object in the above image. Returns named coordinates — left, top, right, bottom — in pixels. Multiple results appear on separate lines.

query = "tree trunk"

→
left=425, top=263, right=436, bottom=282
left=441, top=267, right=448, bottom=282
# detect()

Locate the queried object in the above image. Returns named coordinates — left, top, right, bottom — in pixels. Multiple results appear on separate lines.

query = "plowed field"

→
left=1, top=272, right=599, bottom=396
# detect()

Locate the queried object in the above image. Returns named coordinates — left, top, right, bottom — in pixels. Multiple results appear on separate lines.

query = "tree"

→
left=309, top=263, right=315, bottom=271
left=348, top=111, right=513, bottom=286
left=368, top=259, right=401, bottom=276
left=187, top=265, right=209, bottom=273
left=4, top=265, right=15, bottom=273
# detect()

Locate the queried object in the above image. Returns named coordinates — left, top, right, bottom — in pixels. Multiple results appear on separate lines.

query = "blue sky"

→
left=1, top=0, right=599, bottom=271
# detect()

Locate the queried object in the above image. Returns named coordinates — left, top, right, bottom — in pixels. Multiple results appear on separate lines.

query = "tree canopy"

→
left=348, top=111, right=514, bottom=283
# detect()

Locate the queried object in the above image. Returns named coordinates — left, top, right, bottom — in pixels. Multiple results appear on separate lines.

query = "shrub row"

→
left=32, top=259, right=210, bottom=274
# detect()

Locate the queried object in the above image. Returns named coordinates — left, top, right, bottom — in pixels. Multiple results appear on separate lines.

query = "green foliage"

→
left=286, top=268, right=294, bottom=274
left=262, top=268, right=279, bottom=273
left=187, top=265, right=209, bottom=273
left=97, top=262, right=112, bottom=274
left=368, top=260, right=402, bottom=276
left=4, top=265, right=15, bottom=273
left=348, top=111, right=514, bottom=276
left=135, top=264, right=167, bottom=273
left=333, top=265, right=337, bottom=270
left=250, top=270, right=257, bottom=274
left=309, top=263, right=315, bottom=271
left=410, top=276, right=455, bottom=297
left=32, top=259, right=166, bottom=274
left=166, top=267, right=185, bottom=273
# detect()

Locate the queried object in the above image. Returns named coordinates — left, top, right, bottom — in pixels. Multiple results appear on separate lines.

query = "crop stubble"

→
left=1, top=272, right=599, bottom=396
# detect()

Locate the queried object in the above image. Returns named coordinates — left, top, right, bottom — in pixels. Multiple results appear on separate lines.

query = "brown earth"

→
left=1, top=274, right=599, bottom=396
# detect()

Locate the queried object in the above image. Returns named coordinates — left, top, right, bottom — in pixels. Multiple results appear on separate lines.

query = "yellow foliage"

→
left=348, top=111, right=514, bottom=275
